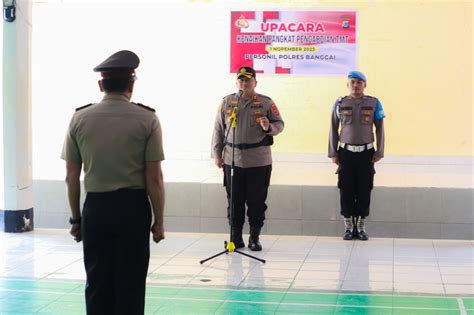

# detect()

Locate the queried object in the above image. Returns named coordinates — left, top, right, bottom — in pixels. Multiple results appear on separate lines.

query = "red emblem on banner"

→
left=235, top=15, right=249, bottom=29
left=271, top=103, right=280, bottom=116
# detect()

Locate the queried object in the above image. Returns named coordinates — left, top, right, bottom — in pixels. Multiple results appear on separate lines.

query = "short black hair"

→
left=101, top=78, right=132, bottom=93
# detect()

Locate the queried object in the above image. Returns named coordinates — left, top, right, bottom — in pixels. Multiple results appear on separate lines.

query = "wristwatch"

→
left=69, top=217, right=81, bottom=225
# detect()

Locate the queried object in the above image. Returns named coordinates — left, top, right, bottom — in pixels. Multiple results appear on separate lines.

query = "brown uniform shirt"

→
left=212, top=92, right=284, bottom=168
left=61, top=94, right=165, bottom=192
left=328, top=95, right=385, bottom=158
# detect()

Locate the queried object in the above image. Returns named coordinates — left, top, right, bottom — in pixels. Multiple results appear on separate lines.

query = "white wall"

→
left=1, top=17, right=4, bottom=208
left=32, top=1, right=276, bottom=180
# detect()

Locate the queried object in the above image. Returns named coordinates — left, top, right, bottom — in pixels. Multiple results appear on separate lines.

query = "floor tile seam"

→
left=191, top=274, right=246, bottom=288
left=265, top=234, right=285, bottom=252
left=0, top=260, right=41, bottom=276
left=341, top=239, right=357, bottom=285
left=443, top=283, right=473, bottom=296
left=2, top=277, right=467, bottom=300
left=443, top=280, right=474, bottom=287
left=433, top=238, right=448, bottom=296
left=143, top=294, right=464, bottom=312
left=0, top=276, right=78, bottom=285
left=149, top=294, right=282, bottom=305
left=286, top=234, right=321, bottom=295
left=0, top=286, right=83, bottom=297
left=34, top=295, right=65, bottom=313
left=439, top=270, right=474, bottom=276
left=393, top=274, right=444, bottom=279
left=285, top=289, right=467, bottom=299
left=40, top=257, right=85, bottom=287
left=391, top=237, right=396, bottom=294
left=1, top=292, right=470, bottom=310
left=161, top=235, right=204, bottom=267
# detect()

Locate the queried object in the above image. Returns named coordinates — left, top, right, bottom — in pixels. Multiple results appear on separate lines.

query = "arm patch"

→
left=374, top=98, right=386, bottom=119
left=333, top=96, right=346, bottom=119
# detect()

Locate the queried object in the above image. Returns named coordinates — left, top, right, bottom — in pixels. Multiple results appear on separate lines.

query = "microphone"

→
left=235, top=90, right=243, bottom=109
left=230, top=90, right=242, bottom=128
left=234, top=89, right=243, bottom=110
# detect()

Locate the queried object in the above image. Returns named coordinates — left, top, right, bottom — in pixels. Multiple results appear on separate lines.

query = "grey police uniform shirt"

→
left=61, top=94, right=165, bottom=192
left=212, top=92, right=284, bottom=168
left=328, top=95, right=385, bottom=158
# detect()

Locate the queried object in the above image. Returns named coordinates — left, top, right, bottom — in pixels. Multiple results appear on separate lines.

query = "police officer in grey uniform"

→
left=61, top=50, right=165, bottom=314
left=212, top=67, right=284, bottom=251
left=328, top=71, right=385, bottom=241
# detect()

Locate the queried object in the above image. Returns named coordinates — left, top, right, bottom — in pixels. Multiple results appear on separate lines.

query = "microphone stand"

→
left=200, top=91, right=266, bottom=264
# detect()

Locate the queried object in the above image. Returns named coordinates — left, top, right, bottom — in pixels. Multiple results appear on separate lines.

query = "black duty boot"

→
left=231, top=228, right=245, bottom=249
left=357, top=217, right=369, bottom=241
left=248, top=227, right=262, bottom=251
left=352, top=216, right=359, bottom=239
left=343, top=217, right=353, bottom=240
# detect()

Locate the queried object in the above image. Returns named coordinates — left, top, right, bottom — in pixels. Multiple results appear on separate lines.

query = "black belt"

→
left=87, top=188, right=146, bottom=197
left=225, top=135, right=273, bottom=150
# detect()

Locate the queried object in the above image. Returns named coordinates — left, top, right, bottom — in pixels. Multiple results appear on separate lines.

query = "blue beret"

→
left=347, top=70, right=366, bottom=82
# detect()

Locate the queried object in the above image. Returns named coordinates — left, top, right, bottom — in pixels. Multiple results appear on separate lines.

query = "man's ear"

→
left=98, top=80, right=104, bottom=92
left=128, top=80, right=135, bottom=93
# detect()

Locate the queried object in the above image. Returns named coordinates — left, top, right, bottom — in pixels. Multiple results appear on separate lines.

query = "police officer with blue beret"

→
left=328, top=71, right=385, bottom=241
left=61, top=50, right=165, bottom=314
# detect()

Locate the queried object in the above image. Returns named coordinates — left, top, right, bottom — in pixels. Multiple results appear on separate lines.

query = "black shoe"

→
left=358, top=230, right=369, bottom=241
left=231, top=234, right=245, bottom=249
left=343, top=230, right=353, bottom=240
left=233, top=238, right=245, bottom=249
left=248, top=227, right=262, bottom=251
left=231, top=227, right=245, bottom=249
left=248, top=237, right=262, bottom=251
left=352, top=226, right=359, bottom=239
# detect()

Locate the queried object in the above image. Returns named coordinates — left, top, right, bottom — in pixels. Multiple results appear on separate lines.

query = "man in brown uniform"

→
left=212, top=66, right=284, bottom=251
left=328, top=71, right=385, bottom=241
left=61, top=50, right=165, bottom=314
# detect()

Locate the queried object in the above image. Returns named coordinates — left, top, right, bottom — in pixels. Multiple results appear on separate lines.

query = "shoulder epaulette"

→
left=337, top=96, right=348, bottom=104
left=256, top=93, right=272, bottom=101
left=75, top=103, right=93, bottom=111
left=365, top=95, right=375, bottom=99
left=133, top=102, right=155, bottom=112
left=223, top=93, right=235, bottom=100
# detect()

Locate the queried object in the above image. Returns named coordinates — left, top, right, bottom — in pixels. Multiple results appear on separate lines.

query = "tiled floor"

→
left=0, top=229, right=472, bottom=314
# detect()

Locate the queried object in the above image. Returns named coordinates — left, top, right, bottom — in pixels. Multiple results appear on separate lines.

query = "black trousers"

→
left=82, top=189, right=151, bottom=315
left=337, top=148, right=375, bottom=217
left=223, top=164, right=272, bottom=229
